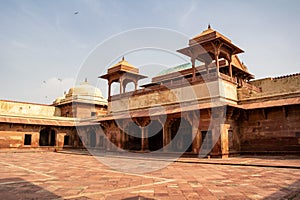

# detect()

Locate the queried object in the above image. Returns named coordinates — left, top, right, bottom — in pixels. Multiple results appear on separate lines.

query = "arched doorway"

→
left=126, top=122, right=141, bottom=151
left=39, top=128, right=56, bottom=146
left=170, top=118, right=192, bottom=152
left=148, top=121, right=163, bottom=151
left=89, top=130, right=96, bottom=148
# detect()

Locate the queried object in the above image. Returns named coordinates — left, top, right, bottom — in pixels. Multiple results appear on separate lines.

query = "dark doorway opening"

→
left=78, top=136, right=83, bottom=147
left=50, top=130, right=56, bottom=146
left=89, top=130, right=96, bottom=148
left=39, top=128, right=56, bottom=146
left=170, top=118, right=192, bottom=152
left=201, top=130, right=212, bottom=151
left=64, top=135, right=70, bottom=146
left=126, top=123, right=141, bottom=151
left=24, top=134, right=32, bottom=145
left=148, top=121, right=163, bottom=151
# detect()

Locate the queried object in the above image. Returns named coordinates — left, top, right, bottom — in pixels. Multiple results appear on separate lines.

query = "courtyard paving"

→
left=0, top=151, right=299, bottom=200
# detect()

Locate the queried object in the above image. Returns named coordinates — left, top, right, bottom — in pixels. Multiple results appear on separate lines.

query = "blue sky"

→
left=0, top=0, right=299, bottom=104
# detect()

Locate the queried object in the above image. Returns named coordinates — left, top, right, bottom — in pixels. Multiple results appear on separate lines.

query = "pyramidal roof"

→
left=189, top=25, right=232, bottom=45
left=110, top=56, right=137, bottom=69
left=232, top=55, right=249, bottom=73
left=107, top=57, right=139, bottom=74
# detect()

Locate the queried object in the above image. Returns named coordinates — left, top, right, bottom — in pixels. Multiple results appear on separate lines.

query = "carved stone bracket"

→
left=133, top=117, right=150, bottom=127
left=226, top=107, right=235, bottom=120
left=211, top=106, right=227, bottom=119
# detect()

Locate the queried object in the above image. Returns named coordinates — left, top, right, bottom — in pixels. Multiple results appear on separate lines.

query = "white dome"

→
left=67, top=82, right=103, bottom=98
left=53, top=81, right=107, bottom=106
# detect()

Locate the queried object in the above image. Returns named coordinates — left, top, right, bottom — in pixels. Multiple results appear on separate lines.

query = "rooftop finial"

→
left=208, top=24, right=211, bottom=29
left=122, top=56, right=125, bottom=61
left=85, top=77, right=88, bottom=82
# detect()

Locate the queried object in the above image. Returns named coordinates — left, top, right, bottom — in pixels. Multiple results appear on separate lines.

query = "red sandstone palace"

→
left=0, top=26, right=299, bottom=157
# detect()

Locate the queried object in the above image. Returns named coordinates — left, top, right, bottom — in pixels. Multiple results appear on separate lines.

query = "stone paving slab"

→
left=57, top=149, right=300, bottom=169
left=0, top=152, right=299, bottom=199
left=178, top=155, right=300, bottom=169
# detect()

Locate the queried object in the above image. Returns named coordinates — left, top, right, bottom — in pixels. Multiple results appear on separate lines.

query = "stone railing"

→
left=219, top=73, right=236, bottom=83
left=110, top=72, right=220, bottom=101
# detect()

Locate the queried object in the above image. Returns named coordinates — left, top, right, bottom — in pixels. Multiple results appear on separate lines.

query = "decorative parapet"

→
left=273, top=72, right=300, bottom=80
left=108, top=72, right=240, bottom=113
left=238, top=72, right=300, bottom=102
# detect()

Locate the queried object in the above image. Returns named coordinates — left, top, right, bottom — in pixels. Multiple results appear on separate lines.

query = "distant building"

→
left=0, top=80, right=107, bottom=150
left=0, top=26, right=299, bottom=157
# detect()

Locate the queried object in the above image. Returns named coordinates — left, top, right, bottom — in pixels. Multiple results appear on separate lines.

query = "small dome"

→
left=67, top=81, right=103, bottom=98
left=53, top=80, right=107, bottom=106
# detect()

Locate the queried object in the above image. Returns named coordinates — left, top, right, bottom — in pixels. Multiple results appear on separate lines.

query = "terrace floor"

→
left=0, top=151, right=299, bottom=199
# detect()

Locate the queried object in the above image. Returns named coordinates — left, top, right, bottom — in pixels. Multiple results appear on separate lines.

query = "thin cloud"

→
left=179, top=0, right=197, bottom=28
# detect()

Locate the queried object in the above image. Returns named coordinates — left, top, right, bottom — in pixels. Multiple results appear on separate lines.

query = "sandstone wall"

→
left=251, top=75, right=300, bottom=94
left=239, top=104, right=300, bottom=153
left=0, top=100, right=61, bottom=117
left=239, top=75, right=300, bottom=100
left=110, top=79, right=237, bottom=113
left=0, top=123, right=74, bottom=149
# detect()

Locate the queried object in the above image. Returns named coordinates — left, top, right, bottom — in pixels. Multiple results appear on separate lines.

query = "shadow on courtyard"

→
left=0, top=178, right=61, bottom=200
left=264, top=179, right=300, bottom=200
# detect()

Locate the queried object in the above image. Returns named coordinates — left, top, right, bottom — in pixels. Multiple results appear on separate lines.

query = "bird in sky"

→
left=74, top=11, right=79, bottom=15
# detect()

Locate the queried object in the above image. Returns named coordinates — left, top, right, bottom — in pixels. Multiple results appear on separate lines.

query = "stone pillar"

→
left=192, top=127, right=201, bottom=154
left=215, top=53, right=220, bottom=77
left=191, top=57, right=196, bottom=81
left=220, top=124, right=230, bottom=158
left=144, top=128, right=149, bottom=151
left=134, top=81, right=138, bottom=91
left=121, top=128, right=125, bottom=150
left=163, top=124, right=170, bottom=152
left=205, top=61, right=209, bottom=74
left=108, top=81, right=111, bottom=98
left=117, top=130, right=122, bottom=149
left=141, top=127, right=145, bottom=151
left=56, top=132, right=66, bottom=150
left=123, top=83, right=126, bottom=93
left=227, top=54, right=233, bottom=78
left=210, top=125, right=221, bottom=157
left=32, top=132, right=39, bottom=147
left=119, top=80, right=123, bottom=95
left=229, top=61, right=233, bottom=78
left=141, top=127, right=148, bottom=151
left=210, top=123, right=230, bottom=158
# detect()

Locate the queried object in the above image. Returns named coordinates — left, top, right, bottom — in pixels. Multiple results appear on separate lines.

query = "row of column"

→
left=108, top=79, right=138, bottom=98
left=103, top=118, right=230, bottom=157
left=190, top=48, right=233, bottom=80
